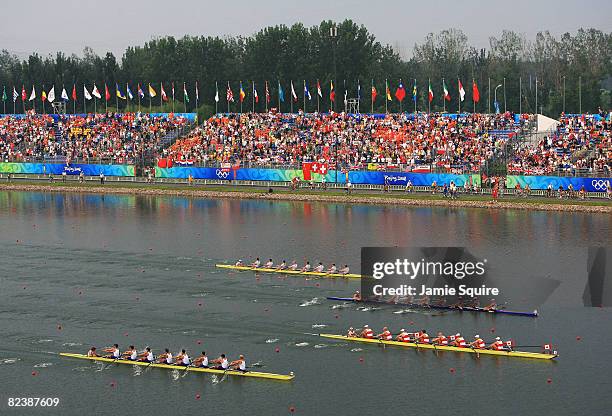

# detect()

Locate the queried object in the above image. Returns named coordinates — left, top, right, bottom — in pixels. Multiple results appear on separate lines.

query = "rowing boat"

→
left=326, top=296, right=538, bottom=317
left=59, top=353, right=295, bottom=381
left=318, top=334, right=557, bottom=360
left=216, top=264, right=362, bottom=279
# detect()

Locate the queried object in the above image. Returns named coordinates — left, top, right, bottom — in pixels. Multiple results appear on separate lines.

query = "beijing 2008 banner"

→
left=506, top=175, right=611, bottom=192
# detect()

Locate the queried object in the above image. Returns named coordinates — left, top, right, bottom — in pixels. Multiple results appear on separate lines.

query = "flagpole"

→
left=487, top=77, right=491, bottom=114
left=519, top=77, right=522, bottom=114
left=227, top=82, right=230, bottom=114
left=160, top=83, right=163, bottom=110
left=303, top=80, right=306, bottom=114
left=317, top=80, right=320, bottom=113
left=458, top=77, right=461, bottom=114
left=414, top=79, right=417, bottom=114
left=172, top=82, right=175, bottom=113
left=149, top=85, right=152, bottom=113
left=252, top=81, right=255, bottom=113
left=278, top=81, right=281, bottom=113
left=184, top=83, right=187, bottom=113
left=503, top=77, right=506, bottom=113
left=428, top=78, right=431, bottom=114
left=215, top=81, right=218, bottom=114
left=195, top=81, right=199, bottom=111
left=138, top=84, right=141, bottom=112
left=473, top=79, right=476, bottom=113
left=83, top=84, right=86, bottom=114
left=385, top=79, right=388, bottom=114
left=371, top=79, right=374, bottom=114
left=115, top=84, right=118, bottom=114
left=265, top=81, right=268, bottom=112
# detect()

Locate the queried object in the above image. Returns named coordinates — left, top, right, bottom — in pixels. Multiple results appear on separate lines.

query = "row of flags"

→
left=1, top=79, right=481, bottom=106
left=0, top=82, right=198, bottom=103
left=218, top=79, right=481, bottom=104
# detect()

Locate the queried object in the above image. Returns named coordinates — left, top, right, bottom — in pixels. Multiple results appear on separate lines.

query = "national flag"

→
left=61, top=87, right=69, bottom=101
left=239, top=81, right=246, bottom=102
left=116, top=83, right=127, bottom=100
left=105, top=84, right=110, bottom=101
left=226, top=82, right=234, bottom=102
left=316, top=80, right=322, bottom=98
left=311, top=162, right=329, bottom=175
left=290, top=81, right=297, bottom=102
left=458, top=79, right=465, bottom=102
left=21, top=86, right=27, bottom=101
left=137, top=83, right=145, bottom=98
left=28, top=86, right=36, bottom=101
left=343, top=88, right=347, bottom=107
left=304, top=81, right=311, bottom=100
left=91, top=84, right=101, bottom=99
left=148, top=83, right=157, bottom=98
left=265, top=81, right=270, bottom=103
left=47, top=86, right=55, bottom=103
left=395, top=80, right=406, bottom=102
left=126, top=84, right=134, bottom=100
left=253, top=82, right=259, bottom=103
left=329, top=80, right=335, bottom=102
left=371, top=84, right=377, bottom=102
left=84, top=85, right=92, bottom=100
left=13, top=86, right=18, bottom=102
left=41, top=89, right=47, bottom=102
left=357, top=81, right=361, bottom=101
left=443, top=79, right=451, bottom=101
left=412, top=79, right=417, bottom=103
left=183, top=83, right=189, bottom=103
left=472, top=80, right=480, bottom=103
left=278, top=81, right=285, bottom=102
left=386, top=81, right=392, bottom=101
left=215, top=83, right=219, bottom=103
left=195, top=82, right=199, bottom=102
left=428, top=80, right=433, bottom=102
left=160, top=84, right=168, bottom=101
left=171, top=82, right=175, bottom=100
left=2, top=86, right=6, bottom=102
left=72, top=84, right=77, bottom=101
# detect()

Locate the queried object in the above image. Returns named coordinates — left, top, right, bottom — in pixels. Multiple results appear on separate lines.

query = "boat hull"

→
left=216, top=264, right=362, bottom=279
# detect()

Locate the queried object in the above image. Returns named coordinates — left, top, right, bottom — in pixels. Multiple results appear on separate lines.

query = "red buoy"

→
left=57, top=325, right=62, bottom=331
left=195, top=394, right=201, bottom=400
left=547, top=378, right=552, bottom=384
left=449, top=368, right=456, bottom=373
left=359, top=357, right=364, bottom=363
left=576, top=336, right=581, bottom=341
left=275, top=347, right=280, bottom=353
left=289, top=406, right=295, bottom=412
left=31, top=371, right=37, bottom=376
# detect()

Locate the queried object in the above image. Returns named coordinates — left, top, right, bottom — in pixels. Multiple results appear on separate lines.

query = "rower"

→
left=360, top=325, right=374, bottom=339
left=122, top=345, right=138, bottom=361
left=396, top=328, right=411, bottom=342
left=211, top=353, right=229, bottom=370
left=416, top=330, right=430, bottom=344
left=327, top=263, right=337, bottom=274
left=339, top=264, right=350, bottom=275
left=235, top=259, right=244, bottom=266
left=469, top=335, right=486, bottom=349
left=314, top=262, right=324, bottom=273
left=276, top=260, right=287, bottom=270
left=451, top=333, right=467, bottom=347
left=251, top=258, right=261, bottom=268
left=301, top=261, right=311, bottom=272
left=138, top=347, right=154, bottom=363
left=264, top=259, right=274, bottom=268
left=377, top=326, right=393, bottom=341
left=484, top=298, right=497, bottom=311
left=347, top=327, right=357, bottom=337
left=192, top=351, right=209, bottom=367
left=87, top=346, right=98, bottom=357
left=288, top=260, right=298, bottom=271
left=230, top=354, right=247, bottom=372
left=157, top=348, right=173, bottom=364
left=103, top=344, right=120, bottom=359
left=490, top=337, right=506, bottom=351
left=175, top=349, right=190, bottom=366
left=432, top=332, right=449, bottom=346
left=352, top=290, right=362, bottom=301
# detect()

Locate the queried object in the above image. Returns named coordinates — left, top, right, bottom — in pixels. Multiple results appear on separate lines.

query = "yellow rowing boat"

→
left=215, top=264, right=362, bottom=279
left=59, top=353, right=295, bottom=381
left=318, top=334, right=557, bottom=360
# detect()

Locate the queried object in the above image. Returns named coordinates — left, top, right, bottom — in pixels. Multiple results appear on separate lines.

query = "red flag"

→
left=329, top=81, right=335, bottom=102
left=161, top=84, right=168, bottom=101
left=311, top=162, right=329, bottom=175
left=395, top=80, right=406, bottom=102
left=21, top=86, right=26, bottom=101
left=302, top=162, right=313, bottom=181
left=472, top=81, right=480, bottom=103
left=105, top=84, right=110, bottom=101
left=371, top=86, right=377, bottom=102
left=72, top=84, right=77, bottom=100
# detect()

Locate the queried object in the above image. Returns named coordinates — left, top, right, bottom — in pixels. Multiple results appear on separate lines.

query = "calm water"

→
left=0, top=191, right=610, bottom=415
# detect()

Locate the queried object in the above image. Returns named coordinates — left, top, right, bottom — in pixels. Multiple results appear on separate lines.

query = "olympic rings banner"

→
left=506, top=175, right=611, bottom=192
left=0, top=162, right=135, bottom=177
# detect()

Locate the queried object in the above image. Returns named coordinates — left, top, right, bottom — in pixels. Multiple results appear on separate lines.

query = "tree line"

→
left=0, top=20, right=610, bottom=118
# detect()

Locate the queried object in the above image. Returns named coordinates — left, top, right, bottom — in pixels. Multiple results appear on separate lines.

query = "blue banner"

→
left=0, top=162, right=134, bottom=176
left=506, top=175, right=611, bottom=192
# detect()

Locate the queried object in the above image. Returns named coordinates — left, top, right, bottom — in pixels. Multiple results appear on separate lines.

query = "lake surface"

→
left=0, top=191, right=610, bottom=415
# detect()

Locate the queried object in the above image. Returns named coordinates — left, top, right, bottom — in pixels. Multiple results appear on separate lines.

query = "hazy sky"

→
left=3, top=0, right=610, bottom=59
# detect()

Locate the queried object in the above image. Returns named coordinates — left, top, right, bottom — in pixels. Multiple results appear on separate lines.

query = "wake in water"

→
left=299, top=297, right=320, bottom=307
left=34, top=362, right=53, bottom=368
left=0, top=358, right=19, bottom=365
left=265, top=338, right=279, bottom=343
left=331, top=303, right=351, bottom=310
left=311, top=324, right=327, bottom=328
left=314, top=344, right=327, bottom=349
left=295, top=342, right=310, bottom=347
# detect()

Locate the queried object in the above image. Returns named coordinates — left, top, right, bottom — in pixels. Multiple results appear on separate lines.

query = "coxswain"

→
left=327, top=263, right=337, bottom=274
left=347, top=327, right=357, bottom=337
left=87, top=346, right=98, bottom=357
left=416, top=330, right=430, bottom=344
left=360, top=325, right=374, bottom=339
left=250, top=258, right=261, bottom=268
left=192, top=351, right=209, bottom=367
left=138, top=347, right=154, bottom=363
left=175, top=349, right=190, bottom=366
left=229, top=354, right=247, bottom=372
left=211, top=353, right=229, bottom=370
left=288, top=260, right=298, bottom=270
left=451, top=333, right=467, bottom=347
left=235, top=259, right=243, bottom=266
left=352, top=290, right=362, bottom=301
left=103, top=344, right=120, bottom=359
left=314, top=262, right=324, bottom=272
left=469, top=335, right=486, bottom=349
left=396, top=329, right=411, bottom=342
left=490, top=337, right=506, bottom=351
left=122, top=345, right=138, bottom=361
left=301, top=261, right=311, bottom=272
left=339, top=264, right=350, bottom=275
left=377, top=326, right=393, bottom=341
left=157, top=348, right=173, bottom=364
left=264, top=259, right=274, bottom=268
left=432, top=332, right=449, bottom=346
left=276, top=260, right=287, bottom=270
left=483, top=298, right=497, bottom=311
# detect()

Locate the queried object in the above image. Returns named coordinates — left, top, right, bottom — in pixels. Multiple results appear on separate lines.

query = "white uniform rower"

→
left=339, top=264, right=350, bottom=274
left=211, top=354, right=229, bottom=370
left=122, top=345, right=138, bottom=361
left=138, top=347, right=154, bottom=362
left=103, top=344, right=120, bottom=359
left=314, top=262, right=324, bottom=272
left=327, top=263, right=337, bottom=273
left=175, top=349, right=190, bottom=366
left=301, top=262, right=311, bottom=272
left=289, top=260, right=298, bottom=270
left=251, top=258, right=261, bottom=268
left=230, top=355, right=247, bottom=372
left=157, top=348, right=173, bottom=364
left=264, top=259, right=274, bottom=268
left=276, top=260, right=287, bottom=270
left=347, top=327, right=357, bottom=337
left=235, top=259, right=243, bottom=266
left=87, top=347, right=98, bottom=357
left=193, top=351, right=209, bottom=368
